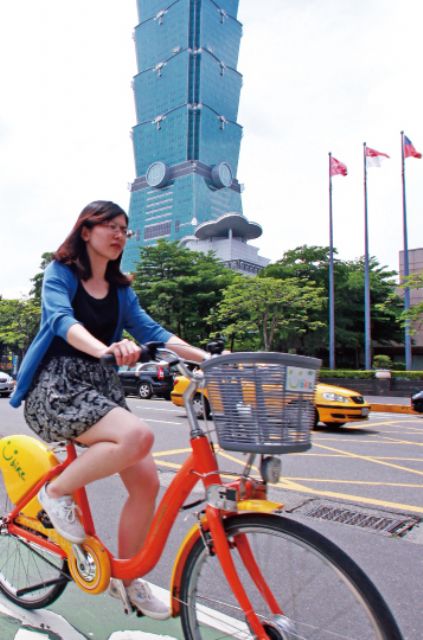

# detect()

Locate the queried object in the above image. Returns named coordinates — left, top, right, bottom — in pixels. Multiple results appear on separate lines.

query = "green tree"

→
left=261, top=245, right=331, bottom=288
left=29, top=252, right=54, bottom=303
left=132, top=239, right=235, bottom=344
left=334, top=257, right=403, bottom=367
left=260, top=246, right=331, bottom=354
left=260, top=246, right=403, bottom=366
left=0, top=299, right=41, bottom=359
left=207, top=275, right=324, bottom=352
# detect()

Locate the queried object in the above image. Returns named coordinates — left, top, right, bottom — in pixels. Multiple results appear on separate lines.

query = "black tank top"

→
left=44, top=282, right=118, bottom=361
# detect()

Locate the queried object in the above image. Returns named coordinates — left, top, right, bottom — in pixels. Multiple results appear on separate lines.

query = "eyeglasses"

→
left=98, top=221, right=132, bottom=238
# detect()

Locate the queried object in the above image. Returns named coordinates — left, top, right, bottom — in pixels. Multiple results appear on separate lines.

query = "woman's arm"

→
left=165, top=336, right=208, bottom=364
left=67, top=324, right=141, bottom=366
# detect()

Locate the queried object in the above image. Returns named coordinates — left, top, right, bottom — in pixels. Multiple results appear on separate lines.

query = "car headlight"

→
left=321, top=392, right=349, bottom=403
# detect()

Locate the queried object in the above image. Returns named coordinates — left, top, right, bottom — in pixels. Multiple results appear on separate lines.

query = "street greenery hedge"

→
left=320, top=369, right=423, bottom=380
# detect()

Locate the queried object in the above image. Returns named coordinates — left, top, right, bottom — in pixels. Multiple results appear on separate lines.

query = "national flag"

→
left=404, top=135, right=422, bottom=159
left=330, top=156, right=348, bottom=176
left=365, top=146, right=390, bottom=167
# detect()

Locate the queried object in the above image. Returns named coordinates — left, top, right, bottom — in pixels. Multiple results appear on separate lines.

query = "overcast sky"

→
left=1, top=0, right=422, bottom=298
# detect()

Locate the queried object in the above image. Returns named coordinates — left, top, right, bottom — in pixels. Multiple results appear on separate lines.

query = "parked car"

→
left=411, top=390, right=423, bottom=413
left=170, top=376, right=370, bottom=428
left=118, top=362, right=174, bottom=399
left=0, top=371, right=15, bottom=398
left=315, top=383, right=370, bottom=427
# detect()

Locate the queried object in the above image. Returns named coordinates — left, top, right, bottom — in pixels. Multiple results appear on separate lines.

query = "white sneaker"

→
left=110, top=578, right=170, bottom=620
left=38, top=485, right=86, bottom=544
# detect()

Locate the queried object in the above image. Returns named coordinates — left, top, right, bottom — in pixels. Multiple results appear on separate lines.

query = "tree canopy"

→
left=207, top=274, right=324, bottom=352
left=29, top=252, right=54, bottom=304
left=0, top=298, right=41, bottom=360
left=0, top=243, right=406, bottom=369
left=260, top=246, right=403, bottom=366
left=132, top=239, right=235, bottom=344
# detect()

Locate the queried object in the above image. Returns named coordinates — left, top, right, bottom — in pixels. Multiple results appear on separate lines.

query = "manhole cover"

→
left=290, top=500, right=420, bottom=536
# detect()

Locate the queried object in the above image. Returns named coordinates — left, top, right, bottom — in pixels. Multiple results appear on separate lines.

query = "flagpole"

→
left=328, top=153, right=335, bottom=369
left=363, top=142, right=372, bottom=370
left=401, top=130, right=412, bottom=370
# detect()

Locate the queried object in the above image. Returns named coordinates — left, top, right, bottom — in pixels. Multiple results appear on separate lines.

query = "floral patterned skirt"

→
left=24, top=356, right=128, bottom=442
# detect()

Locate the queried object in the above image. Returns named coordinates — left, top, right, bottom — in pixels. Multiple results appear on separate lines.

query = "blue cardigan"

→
left=10, top=261, right=172, bottom=408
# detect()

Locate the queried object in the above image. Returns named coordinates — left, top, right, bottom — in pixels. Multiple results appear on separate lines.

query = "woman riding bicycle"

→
left=10, top=200, right=206, bottom=619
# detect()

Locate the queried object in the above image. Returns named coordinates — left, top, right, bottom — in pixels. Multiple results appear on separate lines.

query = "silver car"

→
left=0, top=371, right=15, bottom=398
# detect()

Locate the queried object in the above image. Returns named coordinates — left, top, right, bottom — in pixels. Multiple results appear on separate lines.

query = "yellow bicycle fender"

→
left=237, top=499, right=283, bottom=513
left=0, top=435, right=59, bottom=518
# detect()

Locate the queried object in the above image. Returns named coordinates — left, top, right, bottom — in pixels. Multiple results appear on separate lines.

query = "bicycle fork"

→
left=206, top=507, right=282, bottom=640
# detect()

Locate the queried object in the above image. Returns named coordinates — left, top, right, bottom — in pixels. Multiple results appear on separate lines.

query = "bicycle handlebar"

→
left=100, top=343, right=200, bottom=381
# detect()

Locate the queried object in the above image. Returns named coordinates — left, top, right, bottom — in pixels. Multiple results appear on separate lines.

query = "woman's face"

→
left=81, top=214, right=128, bottom=263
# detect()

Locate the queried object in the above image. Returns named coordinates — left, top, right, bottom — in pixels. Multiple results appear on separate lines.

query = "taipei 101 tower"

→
left=122, top=0, right=268, bottom=274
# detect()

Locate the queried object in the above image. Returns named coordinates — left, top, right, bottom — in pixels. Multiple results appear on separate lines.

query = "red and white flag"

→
left=365, top=146, right=390, bottom=167
left=330, top=156, right=348, bottom=177
left=404, top=135, right=422, bottom=159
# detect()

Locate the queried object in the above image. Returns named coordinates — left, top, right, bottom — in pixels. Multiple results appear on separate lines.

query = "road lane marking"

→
left=376, top=435, right=423, bottom=447
left=314, top=442, right=423, bottom=477
left=154, top=447, right=191, bottom=456
left=275, top=477, right=423, bottom=514
left=153, top=453, right=423, bottom=513
left=213, top=446, right=423, bottom=513
left=300, top=453, right=423, bottom=463
left=313, top=437, right=421, bottom=444
left=134, top=405, right=182, bottom=413
left=290, top=477, right=423, bottom=488
left=144, top=418, right=182, bottom=425
left=366, top=418, right=421, bottom=426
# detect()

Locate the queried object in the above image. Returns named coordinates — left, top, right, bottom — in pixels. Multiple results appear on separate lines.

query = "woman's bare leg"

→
left=47, top=407, right=154, bottom=497
left=46, top=407, right=160, bottom=578
left=118, top=454, right=159, bottom=560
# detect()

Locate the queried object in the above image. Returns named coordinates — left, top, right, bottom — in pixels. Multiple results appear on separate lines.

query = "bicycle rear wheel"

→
left=0, top=491, right=69, bottom=609
left=179, top=513, right=402, bottom=640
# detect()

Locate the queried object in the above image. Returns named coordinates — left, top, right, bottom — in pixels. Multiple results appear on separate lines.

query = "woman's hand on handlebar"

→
left=102, top=339, right=141, bottom=367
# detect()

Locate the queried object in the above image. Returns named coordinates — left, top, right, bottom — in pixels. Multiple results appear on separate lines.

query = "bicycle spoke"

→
left=180, top=514, right=401, bottom=640
left=0, top=490, right=69, bottom=608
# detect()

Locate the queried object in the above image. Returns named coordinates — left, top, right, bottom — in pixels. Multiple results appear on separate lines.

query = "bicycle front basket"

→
left=201, top=352, right=321, bottom=454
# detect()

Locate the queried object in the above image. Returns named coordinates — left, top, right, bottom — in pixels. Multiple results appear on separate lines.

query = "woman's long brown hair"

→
left=54, top=201, right=132, bottom=286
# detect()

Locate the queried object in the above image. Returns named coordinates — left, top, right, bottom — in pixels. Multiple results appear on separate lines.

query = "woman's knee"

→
left=122, top=458, right=160, bottom=500
left=120, top=418, right=154, bottom=462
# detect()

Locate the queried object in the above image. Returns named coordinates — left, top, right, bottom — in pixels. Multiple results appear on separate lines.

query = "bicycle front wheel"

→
left=0, top=492, right=69, bottom=609
left=179, top=513, right=402, bottom=640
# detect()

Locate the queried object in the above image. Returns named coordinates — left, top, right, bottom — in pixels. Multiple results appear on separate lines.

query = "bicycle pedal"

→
left=109, top=578, right=133, bottom=616
left=37, top=510, right=54, bottom=529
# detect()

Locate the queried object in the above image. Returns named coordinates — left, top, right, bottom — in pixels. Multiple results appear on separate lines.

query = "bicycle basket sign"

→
left=286, top=366, right=316, bottom=393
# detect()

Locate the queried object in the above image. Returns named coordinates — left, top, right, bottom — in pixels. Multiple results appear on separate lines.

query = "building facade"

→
left=181, top=212, right=270, bottom=275
left=122, top=0, right=246, bottom=272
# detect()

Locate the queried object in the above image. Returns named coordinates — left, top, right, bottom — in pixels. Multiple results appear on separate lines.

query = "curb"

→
left=370, top=403, right=419, bottom=415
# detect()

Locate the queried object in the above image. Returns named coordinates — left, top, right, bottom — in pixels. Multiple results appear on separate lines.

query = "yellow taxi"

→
left=170, top=376, right=370, bottom=428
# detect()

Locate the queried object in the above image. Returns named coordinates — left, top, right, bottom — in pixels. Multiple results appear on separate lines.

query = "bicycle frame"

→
left=3, top=356, right=283, bottom=639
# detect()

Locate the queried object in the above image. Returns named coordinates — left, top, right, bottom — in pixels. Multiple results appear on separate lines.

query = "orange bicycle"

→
left=0, top=349, right=403, bottom=639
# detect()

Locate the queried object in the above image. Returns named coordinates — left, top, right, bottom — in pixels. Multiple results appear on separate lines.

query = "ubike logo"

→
left=1, top=441, right=26, bottom=481
left=286, top=366, right=316, bottom=393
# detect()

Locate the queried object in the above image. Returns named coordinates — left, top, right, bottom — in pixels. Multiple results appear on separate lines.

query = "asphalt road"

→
left=0, top=397, right=422, bottom=639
